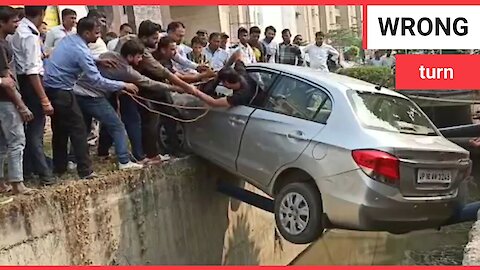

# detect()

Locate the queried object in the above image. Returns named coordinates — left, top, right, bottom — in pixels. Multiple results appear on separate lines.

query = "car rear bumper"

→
left=319, top=170, right=467, bottom=233
left=355, top=190, right=464, bottom=233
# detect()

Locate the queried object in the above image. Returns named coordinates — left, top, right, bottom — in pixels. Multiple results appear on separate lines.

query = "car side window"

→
left=247, top=70, right=278, bottom=106
left=265, top=76, right=332, bottom=123
left=248, top=70, right=277, bottom=90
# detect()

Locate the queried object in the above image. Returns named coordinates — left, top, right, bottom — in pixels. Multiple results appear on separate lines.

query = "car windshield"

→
left=348, top=90, right=438, bottom=136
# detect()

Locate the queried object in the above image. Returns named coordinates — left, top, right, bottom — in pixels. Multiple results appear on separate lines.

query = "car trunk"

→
left=393, top=145, right=471, bottom=197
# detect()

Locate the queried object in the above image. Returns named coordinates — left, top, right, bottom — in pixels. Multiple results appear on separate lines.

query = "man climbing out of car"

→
left=192, top=50, right=265, bottom=108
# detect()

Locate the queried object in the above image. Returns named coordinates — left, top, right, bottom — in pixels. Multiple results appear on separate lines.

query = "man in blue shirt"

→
left=43, top=17, right=138, bottom=179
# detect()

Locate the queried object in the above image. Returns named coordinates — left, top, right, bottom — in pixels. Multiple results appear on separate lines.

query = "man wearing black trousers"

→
left=43, top=17, right=138, bottom=179
left=10, top=6, right=55, bottom=185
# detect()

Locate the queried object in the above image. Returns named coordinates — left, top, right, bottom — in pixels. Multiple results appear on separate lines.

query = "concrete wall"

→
left=133, top=6, right=171, bottom=30
left=170, top=6, right=222, bottom=43
left=464, top=215, right=480, bottom=265
left=0, top=157, right=308, bottom=265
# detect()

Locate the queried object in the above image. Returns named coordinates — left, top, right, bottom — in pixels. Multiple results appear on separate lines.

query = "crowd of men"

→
left=0, top=6, right=344, bottom=202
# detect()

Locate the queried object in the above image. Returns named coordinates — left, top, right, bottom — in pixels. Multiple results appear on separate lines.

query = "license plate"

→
left=417, top=169, right=452, bottom=184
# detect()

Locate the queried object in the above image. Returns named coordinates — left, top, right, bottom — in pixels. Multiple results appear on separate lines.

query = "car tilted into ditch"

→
left=160, top=63, right=473, bottom=245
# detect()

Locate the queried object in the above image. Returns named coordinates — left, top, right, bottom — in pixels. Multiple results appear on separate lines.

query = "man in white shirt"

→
left=304, top=31, right=339, bottom=72
left=10, top=6, right=55, bottom=185
left=44, top=8, right=76, bottom=53
left=107, top=23, right=133, bottom=51
left=230, top=27, right=256, bottom=64
left=261, top=26, right=278, bottom=63
left=203, top=32, right=230, bottom=71
left=84, top=9, right=110, bottom=59
left=368, top=50, right=384, bottom=67
left=381, top=49, right=395, bottom=68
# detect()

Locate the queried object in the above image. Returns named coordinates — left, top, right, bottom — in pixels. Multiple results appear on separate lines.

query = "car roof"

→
left=247, top=63, right=406, bottom=99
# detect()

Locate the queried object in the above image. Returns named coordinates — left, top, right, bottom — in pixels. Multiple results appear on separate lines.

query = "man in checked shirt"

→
left=276, top=29, right=304, bottom=66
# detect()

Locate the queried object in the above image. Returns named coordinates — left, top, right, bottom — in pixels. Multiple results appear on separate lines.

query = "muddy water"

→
left=292, top=160, right=480, bottom=265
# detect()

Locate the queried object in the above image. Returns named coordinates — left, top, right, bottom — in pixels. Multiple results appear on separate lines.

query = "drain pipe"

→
left=443, top=201, right=480, bottom=226
left=217, top=180, right=480, bottom=229
left=439, top=123, right=480, bottom=138
left=216, top=180, right=274, bottom=213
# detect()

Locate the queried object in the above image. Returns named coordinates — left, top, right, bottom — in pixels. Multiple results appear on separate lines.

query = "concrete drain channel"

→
left=1, top=156, right=479, bottom=265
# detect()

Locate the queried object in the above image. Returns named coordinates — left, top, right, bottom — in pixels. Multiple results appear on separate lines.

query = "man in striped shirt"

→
left=276, top=29, right=304, bottom=66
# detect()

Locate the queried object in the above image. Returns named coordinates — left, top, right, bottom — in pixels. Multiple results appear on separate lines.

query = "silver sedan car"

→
left=165, top=63, right=472, bottom=244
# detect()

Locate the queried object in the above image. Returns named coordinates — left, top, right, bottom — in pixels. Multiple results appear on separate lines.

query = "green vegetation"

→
left=336, top=66, right=395, bottom=89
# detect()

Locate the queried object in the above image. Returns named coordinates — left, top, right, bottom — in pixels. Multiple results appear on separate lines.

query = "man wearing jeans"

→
left=10, top=6, right=55, bottom=185
left=0, top=6, right=35, bottom=197
left=74, top=39, right=158, bottom=169
left=119, top=21, right=198, bottom=160
left=43, top=17, right=139, bottom=179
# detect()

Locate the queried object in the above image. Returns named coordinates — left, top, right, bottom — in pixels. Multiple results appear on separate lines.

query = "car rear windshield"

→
left=348, top=91, right=438, bottom=136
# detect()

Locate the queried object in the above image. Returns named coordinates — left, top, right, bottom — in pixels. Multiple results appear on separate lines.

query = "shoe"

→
left=119, top=161, right=144, bottom=171
left=67, top=161, right=77, bottom=171
left=39, top=176, right=58, bottom=186
left=23, top=173, right=38, bottom=182
left=80, top=172, right=97, bottom=180
left=154, top=154, right=171, bottom=162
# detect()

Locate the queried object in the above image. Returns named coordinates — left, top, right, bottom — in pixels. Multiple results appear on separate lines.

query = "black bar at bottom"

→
left=216, top=181, right=274, bottom=213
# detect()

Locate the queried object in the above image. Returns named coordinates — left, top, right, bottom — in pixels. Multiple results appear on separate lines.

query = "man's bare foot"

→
left=137, top=158, right=148, bottom=165
left=140, top=157, right=162, bottom=165
left=11, top=182, right=36, bottom=195
left=146, top=155, right=170, bottom=164
left=0, top=182, right=11, bottom=193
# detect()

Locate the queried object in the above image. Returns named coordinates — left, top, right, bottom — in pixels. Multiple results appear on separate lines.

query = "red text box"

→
left=396, top=54, right=480, bottom=90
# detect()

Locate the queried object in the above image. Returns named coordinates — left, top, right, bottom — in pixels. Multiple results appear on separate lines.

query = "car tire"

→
left=158, top=120, right=191, bottom=155
left=274, top=181, right=324, bottom=244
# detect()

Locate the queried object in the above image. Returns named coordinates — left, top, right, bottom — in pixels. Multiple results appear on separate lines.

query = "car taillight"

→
left=352, top=149, right=400, bottom=182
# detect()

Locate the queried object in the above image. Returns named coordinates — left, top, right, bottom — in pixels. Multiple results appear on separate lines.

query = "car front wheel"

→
left=274, top=182, right=324, bottom=244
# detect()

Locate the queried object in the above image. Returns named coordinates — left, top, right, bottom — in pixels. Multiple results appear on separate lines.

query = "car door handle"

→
left=287, top=131, right=306, bottom=140
left=229, top=117, right=246, bottom=125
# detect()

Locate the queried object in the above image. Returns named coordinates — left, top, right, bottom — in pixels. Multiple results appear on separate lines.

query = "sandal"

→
left=0, top=183, right=12, bottom=193
left=12, top=187, right=37, bottom=196
left=145, top=155, right=170, bottom=164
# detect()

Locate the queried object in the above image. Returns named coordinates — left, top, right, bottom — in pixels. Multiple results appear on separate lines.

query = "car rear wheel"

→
left=274, top=181, right=324, bottom=244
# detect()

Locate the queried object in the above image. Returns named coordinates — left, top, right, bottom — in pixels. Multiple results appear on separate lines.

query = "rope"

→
left=121, top=91, right=210, bottom=123
left=123, top=91, right=210, bottom=110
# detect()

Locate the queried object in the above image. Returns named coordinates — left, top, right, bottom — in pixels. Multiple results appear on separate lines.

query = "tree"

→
left=327, top=27, right=362, bottom=49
